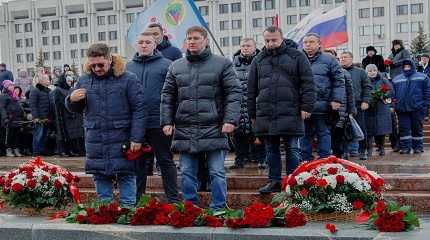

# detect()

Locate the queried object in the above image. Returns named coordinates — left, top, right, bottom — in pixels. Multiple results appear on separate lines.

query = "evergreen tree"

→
left=411, top=25, right=430, bottom=57
left=35, top=48, right=44, bottom=68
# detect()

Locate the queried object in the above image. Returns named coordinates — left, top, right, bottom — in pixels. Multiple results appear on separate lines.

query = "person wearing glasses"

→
left=66, top=43, right=145, bottom=208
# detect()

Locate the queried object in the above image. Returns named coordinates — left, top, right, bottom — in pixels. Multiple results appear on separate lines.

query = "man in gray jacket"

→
left=340, top=51, right=372, bottom=160
left=160, top=26, right=241, bottom=210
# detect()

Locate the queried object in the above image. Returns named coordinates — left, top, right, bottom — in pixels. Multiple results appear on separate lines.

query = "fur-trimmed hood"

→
left=83, top=54, right=125, bottom=78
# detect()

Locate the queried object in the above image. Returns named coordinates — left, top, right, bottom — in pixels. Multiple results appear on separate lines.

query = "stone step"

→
left=78, top=188, right=430, bottom=213
left=74, top=173, right=430, bottom=192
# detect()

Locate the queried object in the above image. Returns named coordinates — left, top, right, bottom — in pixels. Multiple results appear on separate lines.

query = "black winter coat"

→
left=248, top=39, right=316, bottom=136
left=0, top=93, right=25, bottom=128
left=160, top=47, right=242, bottom=153
left=344, top=66, right=372, bottom=106
left=29, top=84, right=52, bottom=120
left=362, top=55, right=386, bottom=73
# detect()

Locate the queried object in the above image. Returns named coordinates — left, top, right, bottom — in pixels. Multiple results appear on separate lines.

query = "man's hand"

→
left=251, top=118, right=256, bottom=125
left=301, top=111, right=311, bottom=120
left=361, top=102, right=369, bottom=110
left=221, top=123, right=235, bottom=134
left=130, top=142, right=142, bottom=152
left=254, top=137, right=262, bottom=145
left=331, top=101, right=341, bottom=110
left=70, top=89, right=87, bottom=102
left=163, top=125, right=174, bottom=136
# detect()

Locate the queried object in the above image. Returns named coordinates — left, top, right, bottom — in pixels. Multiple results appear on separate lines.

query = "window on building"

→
left=98, top=32, right=106, bottom=41
left=373, top=25, right=385, bottom=36
left=53, top=51, right=61, bottom=60
left=231, top=2, right=241, bottom=13
left=16, top=54, right=23, bottom=63
left=335, top=0, right=344, bottom=3
left=265, top=0, right=275, bottom=10
left=71, top=49, right=77, bottom=59
left=252, top=1, right=262, bottom=11
left=43, top=52, right=50, bottom=61
left=359, top=25, right=371, bottom=36
left=69, top=19, right=77, bottom=28
left=232, top=19, right=242, bottom=29
left=70, top=34, right=77, bottom=44
left=265, top=17, right=275, bottom=27
left=396, top=5, right=408, bottom=15
left=97, top=16, right=106, bottom=25
left=287, top=0, right=297, bottom=7
left=199, top=6, right=209, bottom=16
left=299, top=0, right=310, bottom=7
left=81, top=49, right=87, bottom=58
left=220, top=37, right=229, bottom=47
left=109, top=31, right=117, bottom=40
left=219, top=20, right=229, bottom=30
left=79, top=17, right=88, bottom=27
left=126, top=13, right=135, bottom=23
left=16, top=39, right=23, bottom=48
left=232, top=36, right=242, bottom=46
left=42, top=37, right=49, bottom=46
left=51, top=20, right=60, bottom=30
left=300, top=14, right=308, bottom=20
left=411, top=3, right=423, bottom=14
left=24, top=23, right=32, bottom=32
left=26, top=53, right=34, bottom=62
left=108, top=15, right=116, bottom=24
left=397, top=22, right=408, bottom=33
left=52, top=36, right=61, bottom=45
left=25, top=38, right=33, bottom=47
left=411, top=21, right=424, bottom=32
left=373, top=7, right=384, bottom=17
left=359, top=8, right=370, bottom=18
left=287, top=15, right=297, bottom=25
left=252, top=18, right=263, bottom=28
left=15, top=24, right=22, bottom=33
left=321, top=0, right=333, bottom=4
left=219, top=4, right=228, bottom=14
left=41, top=21, right=49, bottom=31
left=80, top=33, right=89, bottom=42
left=110, top=47, right=118, bottom=53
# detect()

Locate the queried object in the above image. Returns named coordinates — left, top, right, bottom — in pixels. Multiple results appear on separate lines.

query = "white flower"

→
left=286, top=185, right=292, bottom=196
left=296, top=172, right=313, bottom=185
left=324, top=175, right=337, bottom=189
left=298, top=199, right=314, bottom=212
left=327, top=193, right=352, bottom=213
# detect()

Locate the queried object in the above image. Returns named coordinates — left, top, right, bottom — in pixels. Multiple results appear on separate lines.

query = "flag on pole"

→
left=284, top=5, right=348, bottom=48
left=127, top=0, right=207, bottom=50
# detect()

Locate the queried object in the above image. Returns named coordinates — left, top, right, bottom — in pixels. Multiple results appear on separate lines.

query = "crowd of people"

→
left=1, top=24, right=430, bottom=210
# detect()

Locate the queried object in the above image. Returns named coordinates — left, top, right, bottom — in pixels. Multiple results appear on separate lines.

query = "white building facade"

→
left=0, top=0, right=429, bottom=75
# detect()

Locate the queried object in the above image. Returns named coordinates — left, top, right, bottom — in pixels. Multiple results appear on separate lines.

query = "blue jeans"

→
left=32, top=123, right=47, bottom=155
left=180, top=150, right=227, bottom=210
left=93, top=173, right=136, bottom=208
left=301, top=114, right=332, bottom=161
left=265, top=136, right=301, bottom=182
left=398, top=111, right=425, bottom=151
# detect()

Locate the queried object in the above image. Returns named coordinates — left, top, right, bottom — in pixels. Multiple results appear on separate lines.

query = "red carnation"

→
left=225, top=218, right=245, bottom=228
left=352, top=200, right=364, bottom=210
left=53, top=180, right=63, bottom=189
left=2, top=187, right=9, bottom=193
left=299, top=188, right=309, bottom=197
left=27, top=179, right=37, bottom=189
left=316, top=178, right=328, bottom=188
left=205, top=215, right=224, bottom=227
left=12, top=183, right=23, bottom=192
left=326, top=223, right=337, bottom=233
left=375, top=201, right=386, bottom=214
left=26, top=171, right=33, bottom=179
left=154, top=213, right=170, bottom=225
left=41, top=175, right=49, bottom=183
left=7, top=172, right=16, bottom=179
left=336, top=175, right=345, bottom=185
left=304, top=176, right=317, bottom=185
left=50, top=167, right=57, bottom=175
left=0, top=176, right=5, bottom=186
left=75, top=214, right=86, bottom=223
left=327, top=167, right=337, bottom=175
left=285, top=207, right=307, bottom=228
left=380, top=83, right=390, bottom=93
left=42, top=166, right=49, bottom=172
left=287, top=176, right=297, bottom=187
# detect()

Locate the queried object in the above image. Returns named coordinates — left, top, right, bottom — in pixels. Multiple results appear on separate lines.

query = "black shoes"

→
left=258, top=181, right=281, bottom=194
left=413, top=149, right=424, bottom=154
left=399, top=149, right=411, bottom=154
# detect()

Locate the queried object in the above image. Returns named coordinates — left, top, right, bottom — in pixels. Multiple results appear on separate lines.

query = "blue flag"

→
left=127, top=0, right=207, bottom=51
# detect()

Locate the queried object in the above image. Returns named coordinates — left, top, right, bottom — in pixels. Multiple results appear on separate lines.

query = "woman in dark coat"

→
left=388, top=39, right=411, bottom=79
left=52, top=75, right=84, bottom=156
left=365, top=64, right=393, bottom=156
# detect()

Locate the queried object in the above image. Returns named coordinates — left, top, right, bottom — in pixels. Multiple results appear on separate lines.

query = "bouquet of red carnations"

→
left=371, top=83, right=392, bottom=105
left=368, top=200, right=420, bottom=232
left=0, top=157, right=80, bottom=211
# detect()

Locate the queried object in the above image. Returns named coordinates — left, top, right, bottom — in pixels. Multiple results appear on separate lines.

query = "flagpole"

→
left=204, top=26, right=225, bottom=56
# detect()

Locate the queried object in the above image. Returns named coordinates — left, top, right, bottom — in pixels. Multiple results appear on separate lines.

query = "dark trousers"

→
left=266, top=135, right=301, bottom=182
left=6, top=127, right=21, bottom=149
left=389, top=111, right=400, bottom=149
left=251, top=138, right=266, bottom=164
left=356, top=109, right=368, bottom=153
left=32, top=123, right=47, bottom=155
left=331, top=127, right=350, bottom=158
left=136, top=128, right=179, bottom=203
left=233, top=131, right=251, bottom=166
left=398, top=111, right=425, bottom=151
left=0, top=127, right=6, bottom=155
left=301, top=114, right=332, bottom=161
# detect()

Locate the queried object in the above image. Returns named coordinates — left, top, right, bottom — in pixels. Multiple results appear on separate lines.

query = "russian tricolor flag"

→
left=284, top=5, right=348, bottom=49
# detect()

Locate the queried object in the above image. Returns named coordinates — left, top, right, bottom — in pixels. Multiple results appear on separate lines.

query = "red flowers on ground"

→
left=284, top=207, right=307, bottom=228
left=242, top=202, right=274, bottom=228
left=374, top=211, right=406, bottom=232
left=204, top=215, right=224, bottom=227
left=326, top=223, right=337, bottom=233
left=375, top=201, right=386, bottom=214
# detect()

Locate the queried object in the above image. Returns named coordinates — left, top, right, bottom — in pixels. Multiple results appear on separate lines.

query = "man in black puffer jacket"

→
left=161, top=26, right=241, bottom=210
left=248, top=26, right=316, bottom=194
left=230, top=38, right=261, bottom=169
